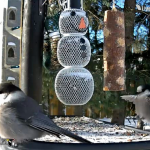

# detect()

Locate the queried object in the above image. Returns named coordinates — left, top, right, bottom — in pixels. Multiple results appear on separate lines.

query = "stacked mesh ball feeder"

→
left=55, top=0, right=94, bottom=105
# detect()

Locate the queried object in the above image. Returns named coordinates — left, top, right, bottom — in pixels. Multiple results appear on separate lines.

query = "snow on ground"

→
left=36, top=116, right=150, bottom=143
left=100, top=117, right=138, bottom=127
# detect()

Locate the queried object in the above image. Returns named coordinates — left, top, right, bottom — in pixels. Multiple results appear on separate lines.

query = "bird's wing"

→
left=26, top=112, right=91, bottom=143
left=120, top=95, right=138, bottom=104
left=121, top=90, right=150, bottom=103
left=121, top=90, right=150, bottom=120
left=9, top=96, right=91, bottom=143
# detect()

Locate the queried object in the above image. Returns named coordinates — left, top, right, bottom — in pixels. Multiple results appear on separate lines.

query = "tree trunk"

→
left=124, top=0, right=136, bottom=52
left=111, top=109, right=125, bottom=125
left=66, top=106, right=83, bottom=116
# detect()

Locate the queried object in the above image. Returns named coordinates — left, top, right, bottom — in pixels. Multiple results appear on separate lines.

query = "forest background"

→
left=42, top=0, right=150, bottom=124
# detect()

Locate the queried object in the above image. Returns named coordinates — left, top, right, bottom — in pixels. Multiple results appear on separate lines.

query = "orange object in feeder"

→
left=79, top=17, right=86, bottom=29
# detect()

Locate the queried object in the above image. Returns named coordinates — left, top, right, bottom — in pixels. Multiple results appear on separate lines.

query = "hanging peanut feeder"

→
left=103, top=4, right=126, bottom=91
left=49, top=32, right=62, bottom=71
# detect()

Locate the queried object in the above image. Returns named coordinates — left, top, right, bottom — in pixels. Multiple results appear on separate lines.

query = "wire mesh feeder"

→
left=57, top=35, right=91, bottom=67
left=55, top=67, right=94, bottom=105
left=59, top=9, right=89, bottom=35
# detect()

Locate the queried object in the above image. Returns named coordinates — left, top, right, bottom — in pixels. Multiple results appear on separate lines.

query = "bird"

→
left=0, top=83, right=91, bottom=146
left=136, top=84, right=150, bottom=93
left=121, top=84, right=150, bottom=123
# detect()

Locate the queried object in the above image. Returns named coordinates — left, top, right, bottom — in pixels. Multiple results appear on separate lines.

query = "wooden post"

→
left=66, top=106, right=83, bottom=116
left=103, top=8, right=126, bottom=91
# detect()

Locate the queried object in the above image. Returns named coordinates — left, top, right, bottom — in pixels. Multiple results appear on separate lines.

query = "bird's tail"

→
left=50, top=126, right=92, bottom=143
left=56, top=126, right=91, bottom=143
left=27, top=114, right=92, bottom=143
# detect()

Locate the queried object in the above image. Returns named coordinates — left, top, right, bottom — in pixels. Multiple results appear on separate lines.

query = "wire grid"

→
left=57, top=35, right=91, bottom=67
left=59, top=9, right=88, bottom=35
left=55, top=67, right=94, bottom=105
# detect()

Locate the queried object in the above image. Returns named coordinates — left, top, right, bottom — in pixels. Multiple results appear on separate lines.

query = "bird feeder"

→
left=57, top=35, right=91, bottom=67
left=55, top=0, right=94, bottom=105
left=43, top=32, right=61, bottom=72
left=59, top=9, right=88, bottom=35
left=49, top=32, right=61, bottom=71
left=103, top=7, right=126, bottom=91
left=55, top=67, right=94, bottom=105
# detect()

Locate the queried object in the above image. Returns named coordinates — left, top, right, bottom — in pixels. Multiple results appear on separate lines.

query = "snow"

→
left=8, top=7, right=17, bottom=10
left=7, top=77, right=15, bottom=81
left=100, top=117, right=137, bottom=127
left=8, top=42, right=16, bottom=46
left=35, top=117, right=150, bottom=143
left=49, top=32, right=60, bottom=39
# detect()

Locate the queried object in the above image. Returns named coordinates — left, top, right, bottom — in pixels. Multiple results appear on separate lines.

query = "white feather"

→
left=137, top=85, right=143, bottom=93
left=0, top=91, right=25, bottom=106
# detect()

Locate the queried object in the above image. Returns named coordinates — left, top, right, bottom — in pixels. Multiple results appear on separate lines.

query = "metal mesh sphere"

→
left=55, top=67, right=94, bottom=105
left=59, top=9, right=89, bottom=35
left=57, top=35, right=91, bottom=67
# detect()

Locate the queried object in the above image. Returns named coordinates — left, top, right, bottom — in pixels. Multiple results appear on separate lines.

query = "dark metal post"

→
left=21, top=0, right=45, bottom=103
left=68, top=0, right=81, bottom=9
